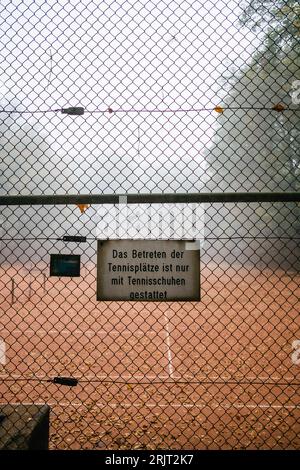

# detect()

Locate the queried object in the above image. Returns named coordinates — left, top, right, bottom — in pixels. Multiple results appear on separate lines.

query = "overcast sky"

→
left=0, top=0, right=261, bottom=196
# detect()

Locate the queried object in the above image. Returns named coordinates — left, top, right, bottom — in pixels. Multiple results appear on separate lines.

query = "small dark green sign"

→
left=50, top=254, right=81, bottom=277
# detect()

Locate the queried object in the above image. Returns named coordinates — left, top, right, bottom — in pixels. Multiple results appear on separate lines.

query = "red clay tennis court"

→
left=1, top=259, right=299, bottom=449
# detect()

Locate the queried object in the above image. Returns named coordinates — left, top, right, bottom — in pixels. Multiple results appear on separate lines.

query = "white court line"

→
left=163, top=309, right=175, bottom=379
left=1, top=401, right=299, bottom=410
left=0, top=339, right=5, bottom=365
left=0, top=329, right=158, bottom=337
left=0, top=328, right=157, bottom=339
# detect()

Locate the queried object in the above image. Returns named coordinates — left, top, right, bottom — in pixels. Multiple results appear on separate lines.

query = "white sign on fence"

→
left=97, top=239, right=200, bottom=301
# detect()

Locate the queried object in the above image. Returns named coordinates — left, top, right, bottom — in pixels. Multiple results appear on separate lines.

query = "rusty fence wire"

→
left=0, top=0, right=300, bottom=450
left=0, top=195, right=299, bottom=449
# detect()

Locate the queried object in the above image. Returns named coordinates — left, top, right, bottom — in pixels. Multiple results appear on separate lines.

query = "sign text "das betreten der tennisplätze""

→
left=97, top=240, right=200, bottom=301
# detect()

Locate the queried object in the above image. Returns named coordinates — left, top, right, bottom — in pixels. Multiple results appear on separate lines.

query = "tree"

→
left=203, top=1, right=300, bottom=270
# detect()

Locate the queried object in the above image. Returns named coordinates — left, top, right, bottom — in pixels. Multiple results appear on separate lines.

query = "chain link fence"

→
left=0, top=0, right=300, bottom=450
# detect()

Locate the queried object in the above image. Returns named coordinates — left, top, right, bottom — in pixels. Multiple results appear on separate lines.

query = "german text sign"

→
left=97, top=240, right=200, bottom=301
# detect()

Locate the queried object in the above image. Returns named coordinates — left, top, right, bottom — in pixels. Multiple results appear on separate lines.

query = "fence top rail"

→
left=0, top=192, right=300, bottom=206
